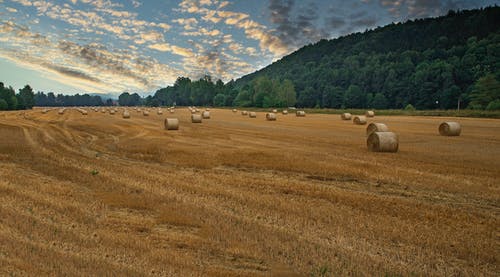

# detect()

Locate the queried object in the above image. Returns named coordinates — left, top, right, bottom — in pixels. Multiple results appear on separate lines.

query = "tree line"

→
left=0, top=82, right=35, bottom=110
left=34, top=92, right=109, bottom=106
left=120, top=75, right=297, bottom=108
left=0, top=82, right=112, bottom=110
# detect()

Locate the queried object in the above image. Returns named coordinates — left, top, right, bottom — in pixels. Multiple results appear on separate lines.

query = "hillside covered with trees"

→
left=232, top=6, right=500, bottom=110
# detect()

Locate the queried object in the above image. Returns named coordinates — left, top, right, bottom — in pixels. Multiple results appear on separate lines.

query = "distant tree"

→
left=233, top=89, right=253, bottom=107
left=404, top=104, right=416, bottom=111
left=344, top=85, right=365, bottom=108
left=282, top=79, right=296, bottom=107
left=321, top=86, right=343, bottom=108
left=486, top=99, right=500, bottom=110
left=19, top=85, right=35, bottom=109
left=372, top=93, right=388, bottom=109
left=8, top=95, right=18, bottom=110
left=469, top=73, right=500, bottom=109
left=213, top=93, right=226, bottom=107
left=47, top=92, right=56, bottom=106
left=118, top=92, right=131, bottom=106
left=0, top=99, right=7, bottom=110
left=297, top=86, right=316, bottom=107
left=16, top=94, right=25, bottom=109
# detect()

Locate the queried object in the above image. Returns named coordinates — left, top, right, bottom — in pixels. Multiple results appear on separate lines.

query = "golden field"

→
left=0, top=107, right=498, bottom=276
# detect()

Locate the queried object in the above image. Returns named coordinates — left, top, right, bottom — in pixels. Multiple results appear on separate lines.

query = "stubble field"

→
left=0, top=107, right=498, bottom=276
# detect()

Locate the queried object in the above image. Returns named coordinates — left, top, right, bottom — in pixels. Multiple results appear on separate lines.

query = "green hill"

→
left=233, top=6, right=500, bottom=110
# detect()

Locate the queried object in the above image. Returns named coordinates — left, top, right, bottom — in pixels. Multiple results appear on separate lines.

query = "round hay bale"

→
left=191, top=114, right=202, bottom=123
left=439, top=122, right=461, bottom=136
left=232, top=109, right=237, bottom=113
left=42, top=109, right=48, bottom=114
left=366, top=123, right=389, bottom=136
left=81, top=110, right=88, bottom=115
left=157, top=109, right=163, bottom=115
left=109, top=110, right=115, bottom=115
left=296, top=111, right=306, bottom=117
left=143, top=111, right=149, bottom=116
left=122, top=111, right=130, bottom=118
left=353, top=115, right=367, bottom=125
left=282, top=110, right=288, bottom=115
left=205, top=108, right=210, bottom=111
left=164, top=118, right=179, bottom=130
left=169, top=109, right=175, bottom=114
left=367, top=132, right=399, bottom=152
left=341, top=113, right=352, bottom=120
left=249, top=112, right=257, bottom=118
left=272, top=109, right=278, bottom=113
left=241, top=111, right=248, bottom=116
left=202, top=111, right=211, bottom=119
left=266, top=113, right=277, bottom=121
left=365, top=110, right=375, bottom=117
left=58, top=109, right=64, bottom=115
left=101, top=109, right=106, bottom=113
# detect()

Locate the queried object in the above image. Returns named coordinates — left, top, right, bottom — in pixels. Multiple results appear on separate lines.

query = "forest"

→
left=233, top=6, right=500, bottom=110
left=2, top=6, right=499, bottom=111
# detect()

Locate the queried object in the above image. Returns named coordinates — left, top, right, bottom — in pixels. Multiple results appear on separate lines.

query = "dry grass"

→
left=0, top=108, right=499, bottom=276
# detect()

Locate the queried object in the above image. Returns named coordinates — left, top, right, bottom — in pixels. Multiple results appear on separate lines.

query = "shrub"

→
left=485, top=99, right=500, bottom=110
left=404, top=104, right=416, bottom=111
left=0, top=99, right=7, bottom=110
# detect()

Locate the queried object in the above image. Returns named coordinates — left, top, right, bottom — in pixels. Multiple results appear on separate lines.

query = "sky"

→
left=0, top=0, right=498, bottom=95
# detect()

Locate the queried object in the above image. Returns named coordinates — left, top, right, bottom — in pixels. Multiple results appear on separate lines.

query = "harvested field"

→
left=0, top=108, right=499, bottom=276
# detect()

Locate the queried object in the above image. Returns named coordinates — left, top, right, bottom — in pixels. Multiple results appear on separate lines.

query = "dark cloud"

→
left=57, top=40, right=150, bottom=86
left=380, top=0, right=480, bottom=18
left=269, top=0, right=327, bottom=47
left=351, top=16, right=378, bottom=27
left=42, top=63, right=102, bottom=83
left=349, top=10, right=378, bottom=28
left=326, top=16, right=346, bottom=29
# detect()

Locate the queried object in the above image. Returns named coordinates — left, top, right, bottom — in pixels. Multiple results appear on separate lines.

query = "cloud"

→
left=6, top=7, right=18, bottom=12
left=0, top=20, right=182, bottom=93
left=170, top=45, right=194, bottom=57
left=148, top=43, right=194, bottom=58
left=148, top=43, right=171, bottom=52
left=11, top=0, right=32, bottom=6
left=218, top=1, right=230, bottom=9
left=349, top=10, right=378, bottom=28
left=379, top=0, right=466, bottom=18
left=179, top=0, right=288, bottom=56
left=156, top=22, right=171, bottom=31
left=131, top=0, right=141, bottom=8
left=327, top=16, right=346, bottom=29
left=41, top=63, right=102, bottom=83
left=172, top=17, right=198, bottom=30
left=140, top=30, right=163, bottom=42
left=269, top=0, right=327, bottom=48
